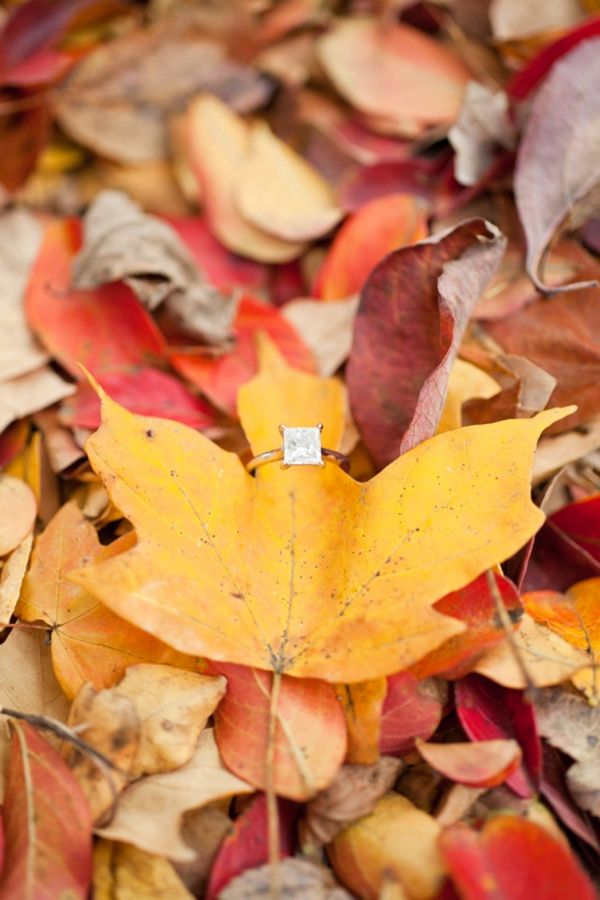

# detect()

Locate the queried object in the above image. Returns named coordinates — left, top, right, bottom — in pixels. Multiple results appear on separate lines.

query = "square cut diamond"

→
left=282, top=426, right=322, bottom=466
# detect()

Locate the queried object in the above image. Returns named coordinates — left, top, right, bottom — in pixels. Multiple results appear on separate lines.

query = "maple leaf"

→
left=71, top=344, right=570, bottom=683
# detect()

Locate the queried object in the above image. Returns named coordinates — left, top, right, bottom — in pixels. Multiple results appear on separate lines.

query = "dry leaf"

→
left=0, top=628, right=70, bottom=799
left=336, top=678, right=387, bottom=765
left=490, top=0, right=584, bottom=40
left=219, top=858, right=352, bottom=900
left=0, top=475, right=36, bottom=556
left=0, top=365, right=75, bottom=433
left=72, top=190, right=237, bottom=344
left=94, top=839, right=194, bottom=899
left=328, top=793, right=446, bottom=900
left=515, top=38, right=600, bottom=293
left=97, top=729, right=253, bottom=862
left=416, top=738, right=521, bottom=788
left=472, top=612, right=590, bottom=688
left=281, top=296, right=360, bottom=377
left=437, top=359, right=500, bottom=434
left=0, top=532, right=33, bottom=625
left=187, top=95, right=306, bottom=262
left=18, top=502, right=198, bottom=699
left=69, top=346, right=569, bottom=683
left=301, top=757, right=404, bottom=848
left=449, top=82, right=515, bottom=187
left=235, top=120, right=342, bottom=242
left=0, top=208, right=46, bottom=380
left=536, top=687, right=600, bottom=818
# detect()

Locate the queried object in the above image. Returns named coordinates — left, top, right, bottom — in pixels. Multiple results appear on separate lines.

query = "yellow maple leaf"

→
left=70, top=342, right=571, bottom=683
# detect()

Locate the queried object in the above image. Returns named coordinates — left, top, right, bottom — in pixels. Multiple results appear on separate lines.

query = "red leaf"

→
left=346, top=219, right=505, bottom=467
left=314, top=194, right=428, bottom=301
left=0, top=99, right=49, bottom=192
left=440, top=817, right=597, bottom=900
left=417, top=739, right=521, bottom=788
left=338, top=157, right=440, bottom=213
left=170, top=296, right=314, bottom=417
left=25, top=219, right=166, bottom=377
left=506, top=14, right=600, bottom=101
left=0, top=420, right=29, bottom=468
left=379, top=671, right=443, bottom=756
left=0, top=721, right=93, bottom=899
left=206, top=794, right=298, bottom=900
left=455, top=675, right=541, bottom=798
left=550, top=494, right=600, bottom=564
left=522, top=519, right=600, bottom=593
left=164, top=215, right=269, bottom=294
left=61, top=367, right=216, bottom=430
left=411, top=572, right=522, bottom=680
left=210, top=663, right=347, bottom=801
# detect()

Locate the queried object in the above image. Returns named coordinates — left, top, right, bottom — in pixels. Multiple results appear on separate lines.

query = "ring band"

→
left=246, top=424, right=350, bottom=474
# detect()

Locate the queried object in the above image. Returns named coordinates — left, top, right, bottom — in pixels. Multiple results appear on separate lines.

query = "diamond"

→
left=281, top=426, right=323, bottom=466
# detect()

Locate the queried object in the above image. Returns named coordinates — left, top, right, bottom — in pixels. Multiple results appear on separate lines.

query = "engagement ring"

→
left=246, top=424, right=350, bottom=474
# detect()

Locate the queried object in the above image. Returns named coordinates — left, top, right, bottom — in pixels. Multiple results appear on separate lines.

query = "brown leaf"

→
left=0, top=532, right=33, bottom=625
left=515, top=38, right=600, bottom=293
left=96, top=729, right=253, bottom=862
left=0, top=475, right=36, bottom=556
left=536, top=687, right=600, bottom=818
left=53, top=16, right=273, bottom=164
left=72, top=190, right=237, bottom=344
left=449, top=81, right=515, bottom=187
left=301, top=757, right=404, bottom=848
left=462, top=354, right=557, bottom=425
left=282, top=297, right=360, bottom=377
left=347, top=219, right=506, bottom=466
left=219, top=858, right=353, bottom=900
left=0, top=365, right=75, bottom=433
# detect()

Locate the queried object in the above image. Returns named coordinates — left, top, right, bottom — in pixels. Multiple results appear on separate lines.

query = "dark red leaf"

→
left=346, top=219, right=505, bottom=467
left=379, top=671, right=444, bottom=756
left=541, top=743, right=600, bottom=851
left=550, top=494, right=600, bottom=563
left=455, top=675, right=541, bottom=797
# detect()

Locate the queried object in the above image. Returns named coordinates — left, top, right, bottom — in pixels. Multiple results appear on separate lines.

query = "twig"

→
left=485, top=569, right=538, bottom=701
left=266, top=669, right=282, bottom=900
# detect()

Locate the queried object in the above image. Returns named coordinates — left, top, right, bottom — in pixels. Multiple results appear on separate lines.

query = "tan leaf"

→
left=0, top=476, right=36, bottom=557
left=0, top=366, right=75, bottom=433
left=94, top=839, right=194, bottom=899
left=281, top=297, right=360, bottom=377
left=0, top=533, right=33, bottom=626
left=96, top=729, right=253, bottom=862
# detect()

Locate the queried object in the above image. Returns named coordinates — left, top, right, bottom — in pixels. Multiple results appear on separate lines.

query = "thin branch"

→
left=266, top=669, right=282, bottom=900
left=486, top=569, right=538, bottom=701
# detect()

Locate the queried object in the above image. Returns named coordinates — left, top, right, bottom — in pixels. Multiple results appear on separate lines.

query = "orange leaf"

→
left=416, top=738, right=521, bottom=788
left=169, top=296, right=315, bottom=417
left=524, top=582, right=600, bottom=703
left=336, top=678, right=386, bottom=765
left=440, top=816, right=597, bottom=900
left=17, top=502, right=197, bottom=699
left=70, top=343, right=570, bottom=682
left=211, top=662, right=346, bottom=801
left=314, top=194, right=428, bottom=301
left=0, top=721, right=93, bottom=900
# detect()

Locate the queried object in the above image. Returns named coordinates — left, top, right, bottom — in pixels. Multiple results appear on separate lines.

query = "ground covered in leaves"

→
left=1, top=0, right=600, bottom=897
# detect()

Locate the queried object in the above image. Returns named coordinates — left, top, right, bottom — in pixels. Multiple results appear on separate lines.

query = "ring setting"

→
left=246, top=424, right=350, bottom=473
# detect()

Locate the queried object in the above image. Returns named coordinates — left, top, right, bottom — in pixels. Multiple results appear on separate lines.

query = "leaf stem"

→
left=486, top=569, right=538, bottom=700
left=266, top=669, right=282, bottom=900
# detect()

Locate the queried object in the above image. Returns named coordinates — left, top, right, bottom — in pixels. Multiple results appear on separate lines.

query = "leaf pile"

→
left=0, top=1, right=600, bottom=898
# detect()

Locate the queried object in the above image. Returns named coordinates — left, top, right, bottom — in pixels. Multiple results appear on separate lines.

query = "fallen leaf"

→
left=436, top=359, right=500, bottom=434
left=486, top=282, right=600, bottom=434
left=96, top=729, right=253, bottom=862
left=410, top=571, right=522, bottom=681
left=69, top=345, right=568, bottom=682
left=281, top=296, right=360, bottom=377
left=472, top=612, right=590, bottom=688
left=0, top=628, right=70, bottom=798
left=300, top=758, right=403, bottom=849
left=536, top=686, right=600, bottom=818
left=317, top=18, right=470, bottom=137
left=94, top=839, right=194, bottom=899
left=219, top=857, right=352, bottom=900
left=0, top=721, right=93, bottom=900
left=314, top=194, right=428, bottom=301
left=462, top=354, right=557, bottom=427
left=54, top=16, right=273, bottom=164
left=449, top=82, right=516, bottom=187
left=514, top=38, right=600, bottom=293
left=440, top=815, right=597, bottom=900
left=211, top=662, right=346, bottom=800
left=550, top=493, right=600, bottom=563
left=186, top=95, right=306, bottom=262
left=0, top=209, right=45, bottom=380
left=170, top=295, right=315, bottom=417
left=455, top=675, right=542, bottom=797
left=0, top=532, right=33, bottom=625
left=0, top=366, right=75, bottom=434
left=524, top=583, right=600, bottom=703
left=72, top=190, right=237, bottom=344
left=206, top=794, right=297, bottom=899
left=18, top=502, right=198, bottom=699
left=34, top=407, right=85, bottom=473
left=234, top=120, right=342, bottom=242
left=328, top=793, right=446, bottom=900
left=379, top=673, right=445, bottom=757
left=65, top=682, right=140, bottom=823
left=490, top=0, right=584, bottom=41
left=175, top=806, right=232, bottom=896
left=0, top=475, right=36, bottom=556
left=347, top=219, right=506, bottom=467
left=336, top=678, right=387, bottom=765
left=0, top=97, right=49, bottom=192
left=416, top=738, right=522, bottom=788
left=540, top=743, right=600, bottom=849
